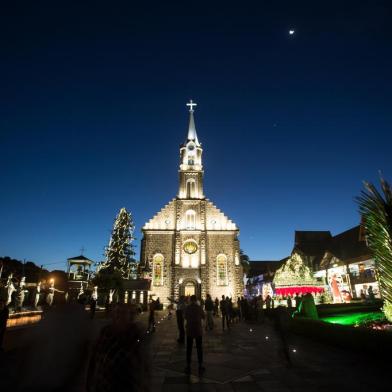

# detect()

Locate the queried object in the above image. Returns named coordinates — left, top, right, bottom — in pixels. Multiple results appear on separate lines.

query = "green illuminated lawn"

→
left=321, top=312, right=384, bottom=326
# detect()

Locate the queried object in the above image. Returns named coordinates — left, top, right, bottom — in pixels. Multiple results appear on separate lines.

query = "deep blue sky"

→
left=1, top=1, right=391, bottom=270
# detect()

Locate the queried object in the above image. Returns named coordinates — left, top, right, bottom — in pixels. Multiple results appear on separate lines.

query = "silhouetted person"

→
left=274, top=306, right=292, bottom=367
left=148, top=297, right=156, bottom=332
left=0, top=299, right=9, bottom=352
left=237, top=297, right=241, bottom=320
left=87, top=304, right=150, bottom=391
left=256, top=295, right=264, bottom=323
left=220, top=295, right=230, bottom=330
left=90, top=296, right=97, bottom=319
left=213, top=297, right=219, bottom=317
left=287, top=296, right=292, bottom=309
left=176, top=295, right=186, bottom=343
left=294, top=293, right=301, bottom=309
left=184, top=295, right=205, bottom=375
left=368, top=286, right=375, bottom=302
left=228, top=297, right=235, bottom=323
left=265, top=295, right=272, bottom=310
left=204, top=294, right=214, bottom=330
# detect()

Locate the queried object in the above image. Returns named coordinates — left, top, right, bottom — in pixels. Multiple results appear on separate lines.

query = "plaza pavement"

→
left=1, top=310, right=389, bottom=391
left=149, top=313, right=389, bottom=392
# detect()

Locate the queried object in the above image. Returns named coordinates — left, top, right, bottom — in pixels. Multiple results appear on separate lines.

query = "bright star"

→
left=289, top=30, right=295, bottom=35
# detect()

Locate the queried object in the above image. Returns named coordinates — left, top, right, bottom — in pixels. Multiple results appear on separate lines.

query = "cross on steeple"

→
left=80, top=246, right=85, bottom=255
left=186, top=99, right=197, bottom=112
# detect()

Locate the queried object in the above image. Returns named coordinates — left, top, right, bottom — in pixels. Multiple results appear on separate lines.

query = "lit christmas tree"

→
left=100, top=207, right=136, bottom=279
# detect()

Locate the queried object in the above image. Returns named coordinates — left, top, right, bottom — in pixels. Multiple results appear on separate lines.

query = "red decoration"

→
left=275, top=286, right=324, bottom=296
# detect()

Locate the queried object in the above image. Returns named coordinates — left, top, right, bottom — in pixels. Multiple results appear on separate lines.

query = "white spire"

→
left=186, top=100, right=200, bottom=146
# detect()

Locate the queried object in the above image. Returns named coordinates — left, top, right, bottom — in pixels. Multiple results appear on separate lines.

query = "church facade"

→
left=140, top=101, right=244, bottom=304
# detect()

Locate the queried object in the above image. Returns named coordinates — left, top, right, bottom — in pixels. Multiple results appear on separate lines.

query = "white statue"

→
left=5, top=273, right=16, bottom=306
left=46, top=281, right=55, bottom=306
left=108, top=289, right=115, bottom=304
left=92, top=286, right=98, bottom=301
left=77, top=282, right=84, bottom=300
left=16, top=277, right=26, bottom=309
left=46, top=279, right=64, bottom=306
left=34, top=282, right=41, bottom=308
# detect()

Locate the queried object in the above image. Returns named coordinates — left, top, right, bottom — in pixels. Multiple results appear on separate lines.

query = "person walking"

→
left=213, top=297, right=219, bottom=317
left=176, top=295, right=186, bottom=343
left=237, top=297, right=242, bottom=321
left=90, top=295, right=97, bottom=319
left=265, top=295, right=272, bottom=310
left=256, top=295, right=264, bottom=323
left=148, top=297, right=156, bottom=332
left=228, top=297, right=235, bottom=324
left=220, top=295, right=230, bottom=330
left=204, top=294, right=214, bottom=331
left=294, top=293, right=301, bottom=309
left=184, top=295, right=205, bottom=375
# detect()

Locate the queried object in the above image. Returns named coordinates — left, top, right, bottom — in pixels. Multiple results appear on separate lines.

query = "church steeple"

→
left=186, top=100, right=200, bottom=146
left=178, top=100, right=204, bottom=199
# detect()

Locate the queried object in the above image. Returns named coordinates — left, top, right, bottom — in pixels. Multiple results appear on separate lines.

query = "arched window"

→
left=186, top=179, right=196, bottom=198
left=186, top=209, right=196, bottom=229
left=217, top=254, right=228, bottom=286
left=152, top=254, right=164, bottom=286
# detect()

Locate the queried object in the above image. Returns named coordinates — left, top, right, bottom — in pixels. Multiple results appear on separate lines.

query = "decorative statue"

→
left=328, top=273, right=343, bottom=303
left=16, top=277, right=26, bottom=310
left=294, top=293, right=318, bottom=319
left=5, top=273, right=16, bottom=306
left=92, top=286, right=98, bottom=301
left=77, top=282, right=84, bottom=300
left=34, top=282, right=41, bottom=308
left=46, top=279, right=64, bottom=306
left=108, top=289, right=115, bottom=304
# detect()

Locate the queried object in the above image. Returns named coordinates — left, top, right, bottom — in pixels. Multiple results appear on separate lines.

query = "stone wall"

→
left=142, top=231, right=174, bottom=303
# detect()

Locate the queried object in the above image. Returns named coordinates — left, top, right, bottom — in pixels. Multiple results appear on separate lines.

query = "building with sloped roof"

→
left=291, top=225, right=377, bottom=302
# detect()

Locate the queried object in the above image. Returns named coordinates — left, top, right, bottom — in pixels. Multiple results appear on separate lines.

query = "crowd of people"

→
left=143, top=293, right=286, bottom=375
left=1, top=288, right=373, bottom=390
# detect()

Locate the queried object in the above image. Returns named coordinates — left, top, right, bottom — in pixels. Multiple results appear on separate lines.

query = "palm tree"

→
left=357, top=176, right=392, bottom=321
left=240, top=249, right=250, bottom=275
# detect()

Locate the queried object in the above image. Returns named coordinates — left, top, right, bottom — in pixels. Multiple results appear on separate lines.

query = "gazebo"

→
left=273, top=252, right=324, bottom=296
left=67, top=255, right=94, bottom=283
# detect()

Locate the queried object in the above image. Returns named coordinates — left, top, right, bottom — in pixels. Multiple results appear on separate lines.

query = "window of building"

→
left=186, top=179, right=196, bottom=198
left=217, top=254, right=228, bottom=286
left=152, top=254, right=164, bottom=286
left=186, top=209, right=196, bottom=229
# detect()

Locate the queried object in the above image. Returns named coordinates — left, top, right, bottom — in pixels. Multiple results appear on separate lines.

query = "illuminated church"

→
left=140, top=101, right=244, bottom=304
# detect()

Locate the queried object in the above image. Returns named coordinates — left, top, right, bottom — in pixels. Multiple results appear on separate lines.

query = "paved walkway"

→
left=149, top=313, right=389, bottom=392
left=1, top=310, right=389, bottom=391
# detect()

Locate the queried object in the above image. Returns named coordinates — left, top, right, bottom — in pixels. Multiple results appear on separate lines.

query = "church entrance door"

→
left=184, top=282, right=195, bottom=297
left=180, top=279, right=201, bottom=298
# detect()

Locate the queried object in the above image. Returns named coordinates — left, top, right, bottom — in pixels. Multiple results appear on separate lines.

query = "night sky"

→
left=1, top=1, right=391, bottom=270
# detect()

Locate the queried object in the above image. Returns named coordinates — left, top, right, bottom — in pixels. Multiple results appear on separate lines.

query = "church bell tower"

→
left=178, top=100, right=204, bottom=199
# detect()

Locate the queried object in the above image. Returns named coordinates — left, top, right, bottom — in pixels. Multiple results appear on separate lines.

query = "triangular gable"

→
left=143, top=199, right=176, bottom=230
left=205, top=200, right=237, bottom=231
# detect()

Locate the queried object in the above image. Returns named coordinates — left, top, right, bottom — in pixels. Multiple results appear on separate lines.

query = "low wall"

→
left=290, top=317, right=392, bottom=357
left=316, top=301, right=383, bottom=316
